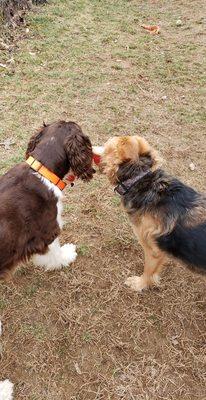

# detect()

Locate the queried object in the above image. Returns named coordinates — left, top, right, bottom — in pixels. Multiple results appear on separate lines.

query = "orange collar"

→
left=26, top=156, right=67, bottom=191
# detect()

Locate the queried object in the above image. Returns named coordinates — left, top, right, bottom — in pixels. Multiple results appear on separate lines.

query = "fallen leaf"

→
left=189, top=162, right=195, bottom=171
left=171, top=335, right=179, bottom=346
left=7, top=58, right=15, bottom=65
left=74, top=362, right=82, bottom=375
left=0, top=138, right=16, bottom=150
left=176, top=19, right=182, bottom=26
left=0, top=41, right=10, bottom=50
left=141, top=24, right=160, bottom=34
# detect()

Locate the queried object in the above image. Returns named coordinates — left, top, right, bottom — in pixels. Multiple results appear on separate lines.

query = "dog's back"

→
left=154, top=178, right=206, bottom=272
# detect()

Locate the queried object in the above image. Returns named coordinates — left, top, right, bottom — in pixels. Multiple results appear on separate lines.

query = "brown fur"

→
left=26, top=121, right=94, bottom=181
left=186, top=204, right=206, bottom=227
left=0, top=120, right=94, bottom=280
left=129, top=212, right=167, bottom=289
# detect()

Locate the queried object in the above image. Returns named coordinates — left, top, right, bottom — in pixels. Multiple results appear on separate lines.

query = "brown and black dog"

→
left=94, top=136, right=206, bottom=291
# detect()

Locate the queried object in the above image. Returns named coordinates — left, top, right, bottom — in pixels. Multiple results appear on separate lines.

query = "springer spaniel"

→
left=0, top=120, right=95, bottom=280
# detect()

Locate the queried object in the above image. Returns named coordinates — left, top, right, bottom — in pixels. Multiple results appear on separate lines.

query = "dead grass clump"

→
left=0, top=0, right=46, bottom=26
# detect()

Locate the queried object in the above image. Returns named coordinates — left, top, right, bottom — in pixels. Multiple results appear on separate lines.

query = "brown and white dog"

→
left=94, top=136, right=206, bottom=292
left=0, top=120, right=95, bottom=280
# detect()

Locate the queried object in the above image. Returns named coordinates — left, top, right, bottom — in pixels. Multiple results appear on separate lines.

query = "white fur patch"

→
left=32, top=173, right=78, bottom=270
left=0, top=321, right=2, bottom=336
left=0, top=380, right=14, bottom=400
left=36, top=174, right=64, bottom=229
left=36, top=174, right=63, bottom=200
left=92, top=145, right=104, bottom=156
left=33, top=239, right=77, bottom=270
left=56, top=198, right=63, bottom=229
left=34, top=173, right=64, bottom=229
left=61, top=243, right=77, bottom=264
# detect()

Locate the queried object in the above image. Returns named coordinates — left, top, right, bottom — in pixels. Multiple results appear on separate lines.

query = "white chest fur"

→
left=37, top=174, right=63, bottom=228
left=32, top=174, right=77, bottom=270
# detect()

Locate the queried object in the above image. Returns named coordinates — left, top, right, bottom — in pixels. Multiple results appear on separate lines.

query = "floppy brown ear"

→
left=64, top=132, right=94, bottom=181
left=25, top=124, right=47, bottom=158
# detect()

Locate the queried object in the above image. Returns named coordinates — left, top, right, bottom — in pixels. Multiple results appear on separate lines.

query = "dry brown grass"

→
left=0, top=0, right=206, bottom=399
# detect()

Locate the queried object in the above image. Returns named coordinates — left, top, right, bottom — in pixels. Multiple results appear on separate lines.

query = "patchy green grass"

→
left=0, top=1, right=205, bottom=399
left=77, top=243, right=90, bottom=256
left=21, top=322, right=48, bottom=341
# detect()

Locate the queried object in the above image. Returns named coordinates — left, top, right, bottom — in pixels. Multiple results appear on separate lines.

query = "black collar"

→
left=114, top=169, right=152, bottom=196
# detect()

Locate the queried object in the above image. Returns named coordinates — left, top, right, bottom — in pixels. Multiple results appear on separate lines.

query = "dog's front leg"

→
left=125, top=249, right=165, bottom=292
left=32, top=238, right=77, bottom=270
left=125, top=242, right=166, bottom=292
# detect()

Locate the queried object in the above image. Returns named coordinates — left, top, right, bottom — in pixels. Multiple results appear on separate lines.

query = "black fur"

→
left=118, top=160, right=206, bottom=271
left=157, top=222, right=206, bottom=271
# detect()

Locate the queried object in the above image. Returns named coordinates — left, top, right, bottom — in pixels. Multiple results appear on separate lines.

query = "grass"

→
left=78, top=244, right=90, bottom=256
left=0, top=0, right=206, bottom=399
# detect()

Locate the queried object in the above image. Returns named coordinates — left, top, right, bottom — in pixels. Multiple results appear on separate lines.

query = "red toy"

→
left=93, top=153, right=101, bottom=165
left=66, top=151, right=102, bottom=186
left=66, top=174, right=76, bottom=183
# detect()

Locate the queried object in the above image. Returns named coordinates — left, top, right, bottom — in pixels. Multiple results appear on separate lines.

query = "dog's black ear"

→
left=64, top=132, right=94, bottom=181
left=117, top=151, right=156, bottom=182
left=139, top=149, right=162, bottom=170
left=139, top=152, right=154, bottom=168
left=25, top=126, right=46, bottom=158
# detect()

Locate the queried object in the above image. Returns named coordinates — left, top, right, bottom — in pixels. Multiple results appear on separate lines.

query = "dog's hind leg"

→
left=125, top=243, right=166, bottom=292
left=32, top=238, right=77, bottom=270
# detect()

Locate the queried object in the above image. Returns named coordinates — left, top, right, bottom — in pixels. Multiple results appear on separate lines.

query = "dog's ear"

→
left=138, top=152, right=153, bottom=168
left=25, top=125, right=46, bottom=158
left=64, top=132, right=94, bottom=181
left=130, top=136, right=162, bottom=170
left=139, top=149, right=162, bottom=171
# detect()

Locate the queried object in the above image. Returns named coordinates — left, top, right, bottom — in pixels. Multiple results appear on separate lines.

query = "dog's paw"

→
left=125, top=275, right=148, bottom=292
left=61, top=243, right=77, bottom=265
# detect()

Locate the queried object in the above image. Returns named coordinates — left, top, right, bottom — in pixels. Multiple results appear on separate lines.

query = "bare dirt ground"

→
left=0, top=1, right=205, bottom=399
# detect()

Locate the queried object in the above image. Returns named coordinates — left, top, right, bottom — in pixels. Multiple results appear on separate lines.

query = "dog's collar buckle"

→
left=114, top=182, right=129, bottom=196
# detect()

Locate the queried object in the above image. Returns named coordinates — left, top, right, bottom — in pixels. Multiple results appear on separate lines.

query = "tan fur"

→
left=100, top=136, right=163, bottom=290
left=102, top=135, right=161, bottom=185
left=100, top=134, right=206, bottom=291
left=126, top=212, right=166, bottom=290
left=100, top=136, right=166, bottom=291
left=186, top=203, right=206, bottom=228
